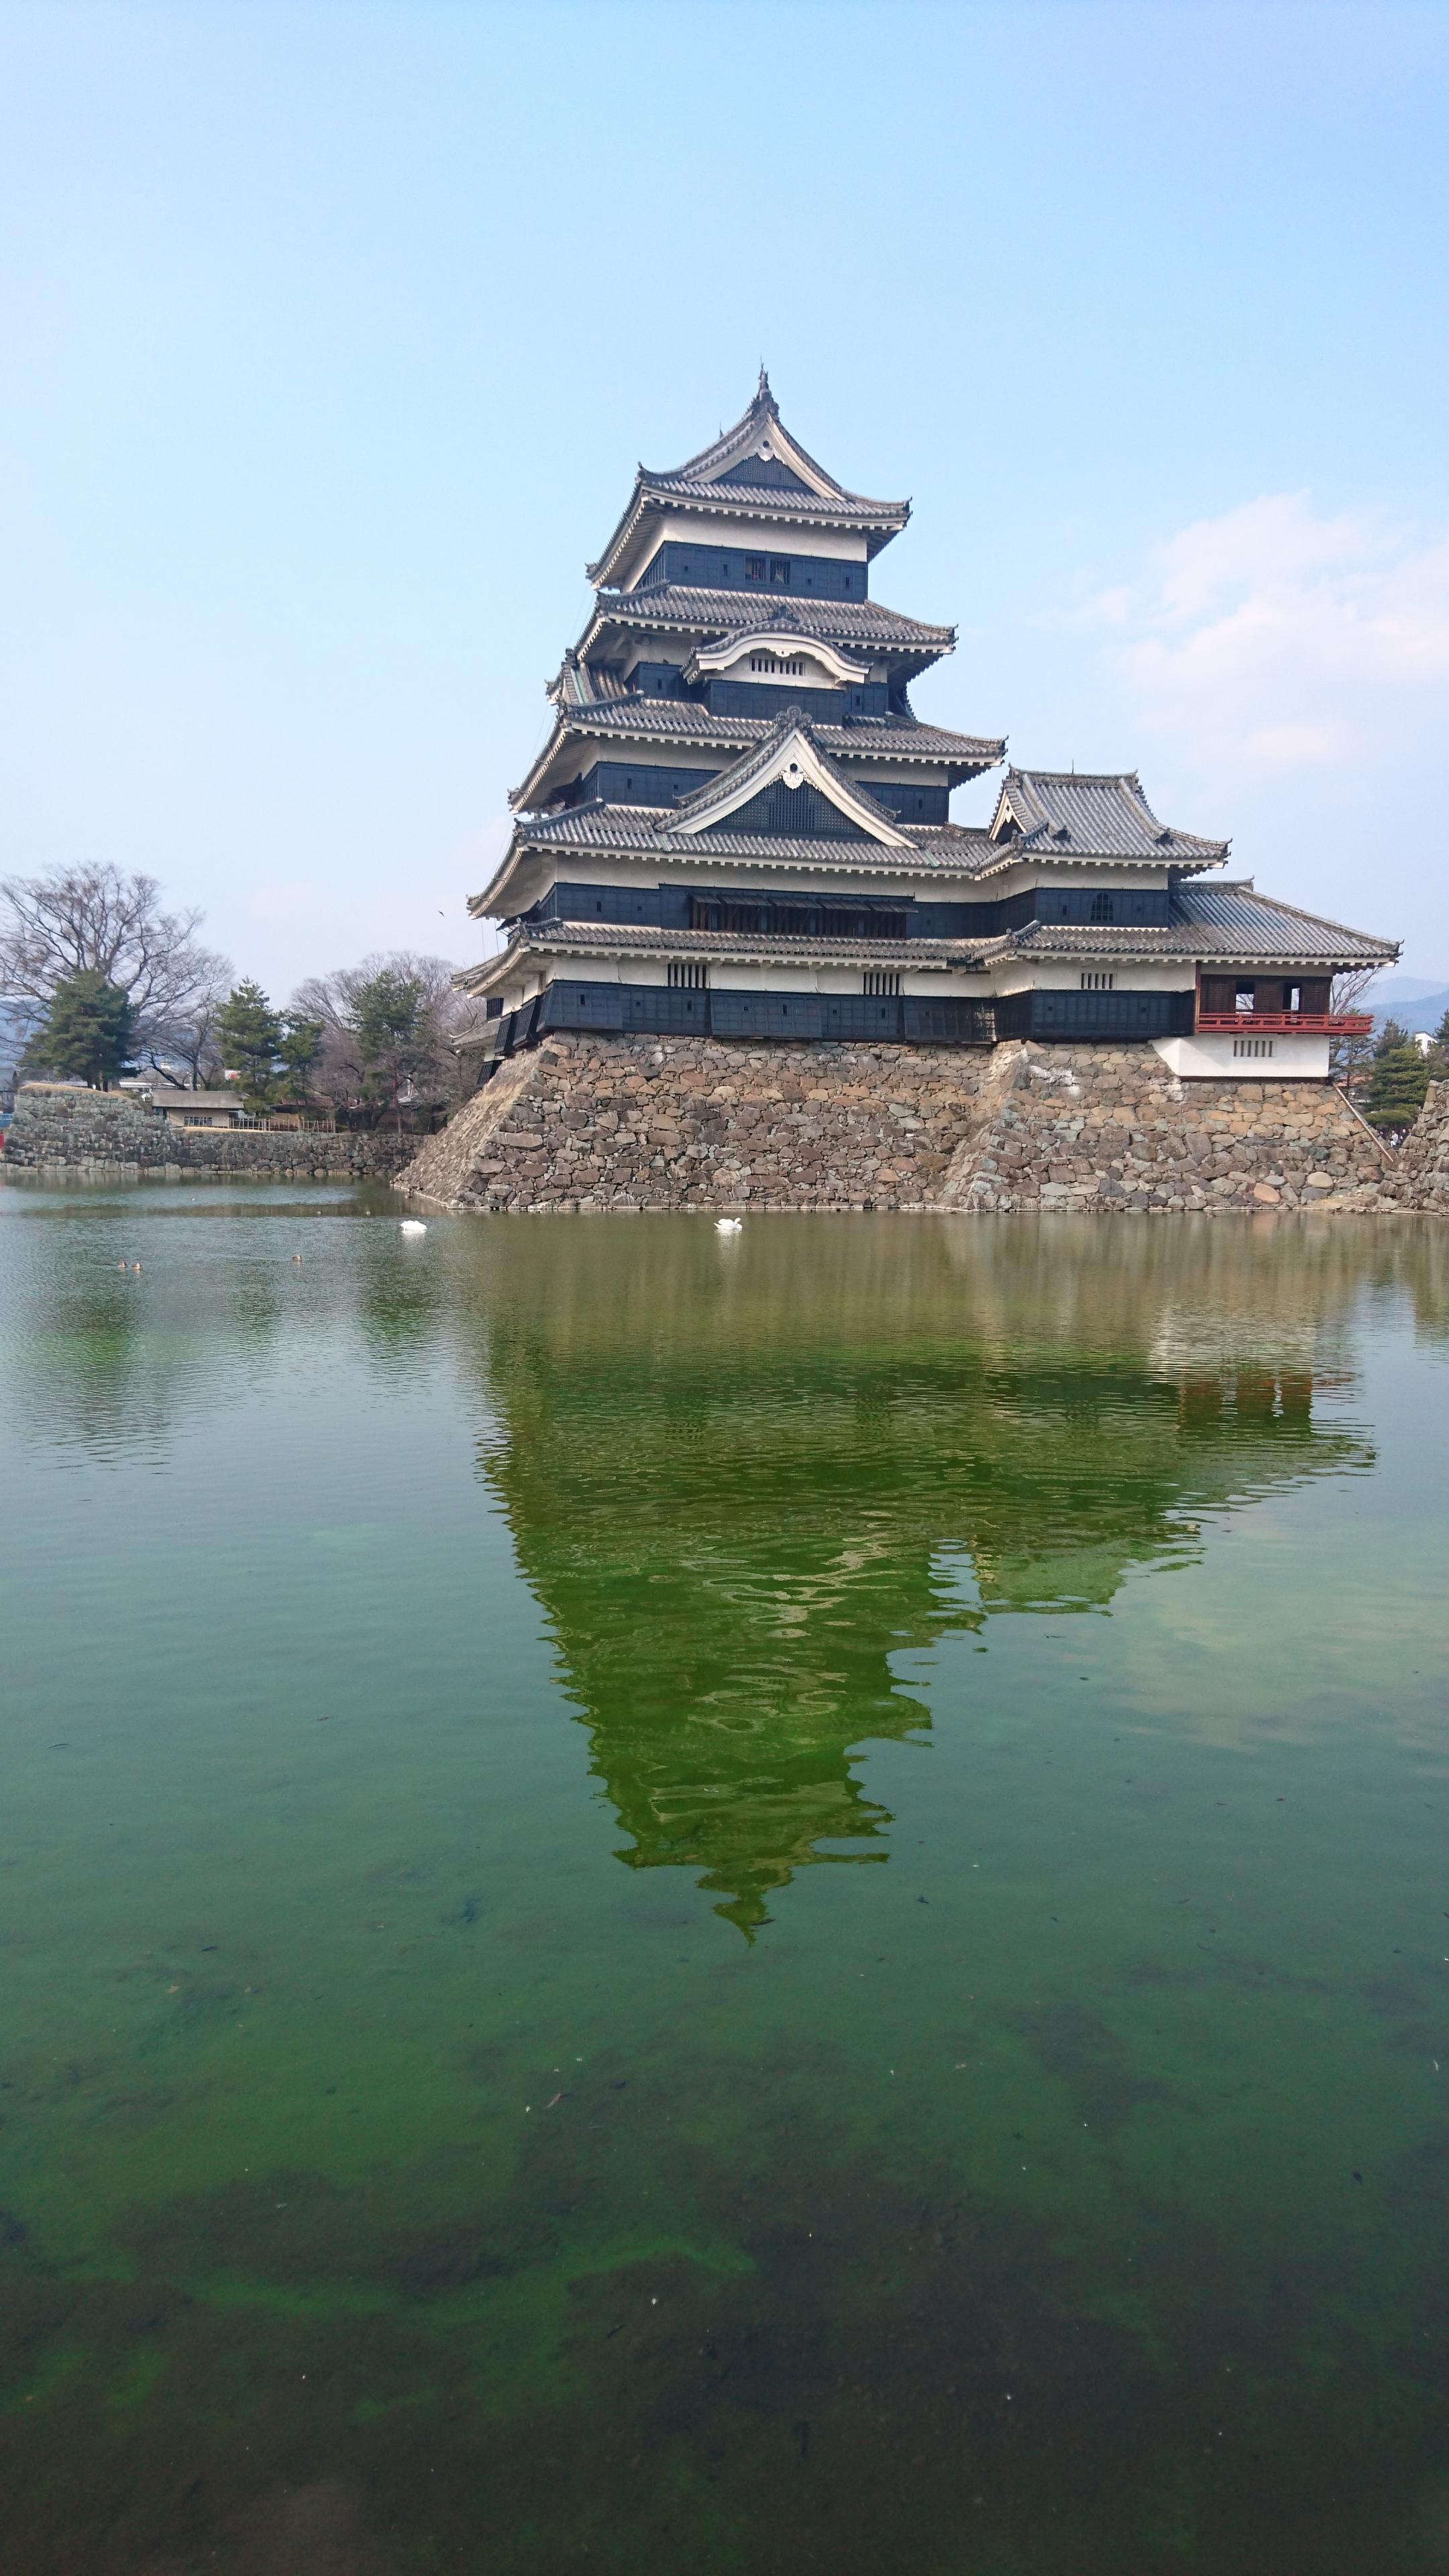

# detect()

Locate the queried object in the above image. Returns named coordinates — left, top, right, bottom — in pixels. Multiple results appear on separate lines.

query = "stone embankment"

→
left=946, top=1042, right=1399, bottom=1215
left=394, top=1034, right=987, bottom=1212
left=1387, top=1078, right=1449, bottom=1214
left=394, top=1032, right=1448, bottom=1216
left=3, top=1087, right=415, bottom=1179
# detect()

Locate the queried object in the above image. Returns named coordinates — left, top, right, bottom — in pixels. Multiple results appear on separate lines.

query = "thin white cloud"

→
left=1089, top=494, right=1449, bottom=769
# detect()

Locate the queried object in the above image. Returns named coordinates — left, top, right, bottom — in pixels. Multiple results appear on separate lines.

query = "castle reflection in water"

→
left=469, top=1218, right=1441, bottom=1934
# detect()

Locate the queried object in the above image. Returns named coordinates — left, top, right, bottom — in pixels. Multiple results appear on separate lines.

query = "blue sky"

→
left=2, top=0, right=1446, bottom=997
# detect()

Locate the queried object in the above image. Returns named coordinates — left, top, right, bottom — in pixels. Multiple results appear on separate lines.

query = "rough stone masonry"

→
left=3, top=1087, right=415, bottom=1179
left=395, top=1034, right=1448, bottom=1216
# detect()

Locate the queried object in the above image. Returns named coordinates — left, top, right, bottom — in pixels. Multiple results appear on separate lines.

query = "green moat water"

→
left=3, top=1180, right=1449, bottom=2573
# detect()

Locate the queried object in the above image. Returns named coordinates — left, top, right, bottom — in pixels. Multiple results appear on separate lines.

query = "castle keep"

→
left=396, top=380, right=1415, bottom=1217
left=465, top=374, right=1393, bottom=1082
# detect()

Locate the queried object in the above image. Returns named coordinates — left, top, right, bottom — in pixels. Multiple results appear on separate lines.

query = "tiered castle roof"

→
left=584, top=370, right=911, bottom=588
left=469, top=378, right=1398, bottom=1051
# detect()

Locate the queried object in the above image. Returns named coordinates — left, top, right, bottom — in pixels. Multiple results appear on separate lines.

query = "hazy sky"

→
left=3, top=1, right=1447, bottom=998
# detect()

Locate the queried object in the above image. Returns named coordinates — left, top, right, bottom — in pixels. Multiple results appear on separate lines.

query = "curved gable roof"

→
left=587, top=376, right=910, bottom=586
left=991, top=769, right=1228, bottom=863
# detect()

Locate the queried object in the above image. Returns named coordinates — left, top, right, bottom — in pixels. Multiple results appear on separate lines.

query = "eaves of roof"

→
left=1013, top=896, right=1397, bottom=966
left=586, top=480, right=908, bottom=587
left=511, top=703, right=1004, bottom=810
left=470, top=812, right=1003, bottom=916
left=461, top=921, right=1001, bottom=996
left=584, top=586, right=955, bottom=661
left=1172, top=883, right=1399, bottom=962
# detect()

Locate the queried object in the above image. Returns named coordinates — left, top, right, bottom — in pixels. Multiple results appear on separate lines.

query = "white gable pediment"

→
left=673, top=722, right=911, bottom=847
left=688, top=631, right=871, bottom=689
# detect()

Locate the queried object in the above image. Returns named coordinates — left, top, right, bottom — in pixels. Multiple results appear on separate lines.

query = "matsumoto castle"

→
left=466, top=376, right=1393, bottom=1079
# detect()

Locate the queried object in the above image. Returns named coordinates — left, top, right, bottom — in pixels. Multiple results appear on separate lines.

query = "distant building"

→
left=464, top=376, right=1395, bottom=1081
left=147, top=1087, right=247, bottom=1129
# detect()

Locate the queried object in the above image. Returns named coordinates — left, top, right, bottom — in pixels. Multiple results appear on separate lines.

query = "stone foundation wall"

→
left=395, top=1032, right=1424, bottom=1216
left=3, top=1088, right=415, bottom=1179
left=1386, top=1079, right=1449, bottom=1212
left=398, top=1034, right=992, bottom=1212
left=949, top=1042, right=1399, bottom=1214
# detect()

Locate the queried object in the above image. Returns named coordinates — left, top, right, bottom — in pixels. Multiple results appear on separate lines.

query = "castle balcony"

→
left=1196, top=1011, right=1373, bottom=1038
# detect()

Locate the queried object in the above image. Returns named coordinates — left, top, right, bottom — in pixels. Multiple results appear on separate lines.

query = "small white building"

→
left=148, top=1087, right=247, bottom=1130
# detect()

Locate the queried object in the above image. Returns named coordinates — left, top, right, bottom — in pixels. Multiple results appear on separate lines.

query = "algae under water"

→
left=2, top=1179, right=1449, bottom=2572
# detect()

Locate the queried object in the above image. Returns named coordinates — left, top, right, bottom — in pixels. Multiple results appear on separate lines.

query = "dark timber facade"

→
left=466, top=377, right=1396, bottom=1083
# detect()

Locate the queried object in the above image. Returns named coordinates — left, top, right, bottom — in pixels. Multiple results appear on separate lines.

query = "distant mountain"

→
left=1366, top=977, right=1449, bottom=1038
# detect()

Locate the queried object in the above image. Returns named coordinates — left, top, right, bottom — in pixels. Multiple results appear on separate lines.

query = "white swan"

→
left=715, top=1216, right=743, bottom=1234
left=400, top=1220, right=427, bottom=1236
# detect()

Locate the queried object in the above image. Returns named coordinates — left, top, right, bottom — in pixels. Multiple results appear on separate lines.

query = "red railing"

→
left=1196, top=1012, right=1373, bottom=1037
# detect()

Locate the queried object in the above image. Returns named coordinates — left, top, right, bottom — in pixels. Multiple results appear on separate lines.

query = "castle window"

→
left=1089, top=891, right=1116, bottom=922
left=1080, top=971, right=1115, bottom=991
left=769, top=557, right=792, bottom=585
left=863, top=971, right=901, bottom=997
left=668, top=962, right=709, bottom=989
left=745, top=555, right=765, bottom=582
left=749, top=654, right=804, bottom=676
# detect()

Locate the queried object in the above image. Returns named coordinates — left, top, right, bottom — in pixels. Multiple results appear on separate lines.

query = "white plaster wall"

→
left=994, top=965, right=1197, bottom=996
left=1153, top=1032, right=1330, bottom=1081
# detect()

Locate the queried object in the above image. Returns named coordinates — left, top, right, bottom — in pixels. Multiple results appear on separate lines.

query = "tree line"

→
left=1, top=865, right=484, bottom=1126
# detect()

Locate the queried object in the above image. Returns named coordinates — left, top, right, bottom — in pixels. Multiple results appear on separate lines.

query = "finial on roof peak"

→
left=756, top=364, right=775, bottom=409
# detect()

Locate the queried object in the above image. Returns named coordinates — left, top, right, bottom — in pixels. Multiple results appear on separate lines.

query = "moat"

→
left=3, top=1179, right=1449, bottom=2573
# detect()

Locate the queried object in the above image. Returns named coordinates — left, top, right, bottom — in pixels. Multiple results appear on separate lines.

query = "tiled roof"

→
left=587, top=379, right=910, bottom=584
left=549, top=653, right=631, bottom=707
left=651, top=373, right=906, bottom=517
left=586, top=584, right=956, bottom=658
left=471, top=810, right=1002, bottom=912
left=631, top=474, right=905, bottom=526
left=462, top=921, right=996, bottom=994
left=1173, top=882, right=1397, bottom=962
left=513, top=700, right=1002, bottom=808
left=994, top=769, right=1228, bottom=861
left=1014, top=884, right=1397, bottom=966
left=582, top=376, right=902, bottom=590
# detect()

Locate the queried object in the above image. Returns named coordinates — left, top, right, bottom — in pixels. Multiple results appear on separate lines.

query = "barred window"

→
left=1089, top=891, right=1116, bottom=923
left=863, top=971, right=901, bottom=997
left=667, top=962, right=709, bottom=989
left=1080, top=971, right=1115, bottom=991
left=745, top=555, right=766, bottom=581
left=749, top=654, right=804, bottom=676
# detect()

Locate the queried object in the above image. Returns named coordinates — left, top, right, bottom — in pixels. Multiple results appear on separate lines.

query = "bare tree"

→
left=0, top=865, right=231, bottom=1055
left=158, top=975, right=231, bottom=1089
left=1330, top=965, right=1382, bottom=1091
left=289, top=951, right=480, bottom=1118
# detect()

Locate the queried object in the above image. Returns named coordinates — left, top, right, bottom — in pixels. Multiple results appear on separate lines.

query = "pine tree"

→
left=346, top=971, right=428, bottom=1128
left=1364, top=1020, right=1430, bottom=1133
left=277, top=1016, right=324, bottom=1103
left=21, top=971, right=136, bottom=1088
left=217, top=980, right=283, bottom=1110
